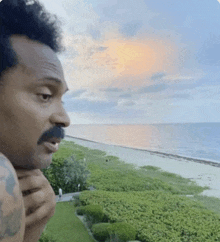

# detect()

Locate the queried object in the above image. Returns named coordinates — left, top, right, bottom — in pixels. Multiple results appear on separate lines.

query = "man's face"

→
left=0, top=35, right=70, bottom=169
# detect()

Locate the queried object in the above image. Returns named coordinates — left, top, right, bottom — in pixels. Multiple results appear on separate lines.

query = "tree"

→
left=41, top=156, right=90, bottom=195
left=62, top=156, right=90, bottom=192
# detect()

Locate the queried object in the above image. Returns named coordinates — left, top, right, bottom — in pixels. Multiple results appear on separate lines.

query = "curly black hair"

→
left=0, top=0, right=65, bottom=77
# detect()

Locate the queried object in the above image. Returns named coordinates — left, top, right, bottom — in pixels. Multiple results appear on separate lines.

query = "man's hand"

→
left=15, top=169, right=56, bottom=242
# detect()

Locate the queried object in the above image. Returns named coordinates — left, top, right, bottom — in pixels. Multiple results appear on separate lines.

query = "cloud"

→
left=61, top=34, right=116, bottom=90
left=137, top=84, right=169, bottom=94
left=92, top=38, right=178, bottom=87
left=120, top=21, right=142, bottom=37
left=167, top=93, right=192, bottom=100
left=41, top=0, right=68, bottom=23
left=162, top=73, right=204, bottom=83
left=61, top=0, right=100, bottom=34
left=150, top=72, right=167, bottom=81
left=196, top=34, right=220, bottom=66
left=39, top=0, right=220, bottom=125
left=67, top=112, right=111, bottom=124
left=68, top=89, right=87, bottom=98
left=119, top=93, right=132, bottom=98
left=170, top=81, right=202, bottom=91
left=64, top=98, right=117, bottom=113
left=55, top=0, right=195, bottom=93
left=59, top=12, right=181, bottom=91
left=101, top=87, right=123, bottom=92
left=117, top=99, right=135, bottom=107
left=96, top=0, right=156, bottom=25
left=87, top=25, right=101, bottom=40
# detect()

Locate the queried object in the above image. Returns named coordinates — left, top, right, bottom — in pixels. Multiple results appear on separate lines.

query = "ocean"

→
left=65, top=122, right=220, bottom=164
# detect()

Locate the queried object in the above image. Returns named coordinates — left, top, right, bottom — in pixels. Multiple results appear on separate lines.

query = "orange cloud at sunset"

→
left=92, top=38, right=178, bottom=86
left=63, top=32, right=180, bottom=90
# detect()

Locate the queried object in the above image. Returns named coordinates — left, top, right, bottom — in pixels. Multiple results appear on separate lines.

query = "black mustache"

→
left=37, top=126, right=65, bottom=145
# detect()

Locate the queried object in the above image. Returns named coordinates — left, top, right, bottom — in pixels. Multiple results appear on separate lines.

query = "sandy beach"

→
left=64, top=135, right=220, bottom=199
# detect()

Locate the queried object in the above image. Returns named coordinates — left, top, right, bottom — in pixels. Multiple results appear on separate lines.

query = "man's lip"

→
left=43, top=142, right=59, bottom=153
left=46, top=137, right=62, bottom=144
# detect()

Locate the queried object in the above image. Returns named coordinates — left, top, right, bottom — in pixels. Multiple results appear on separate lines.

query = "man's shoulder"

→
left=0, top=154, right=25, bottom=242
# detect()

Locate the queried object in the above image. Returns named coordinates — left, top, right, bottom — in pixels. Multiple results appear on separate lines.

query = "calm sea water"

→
left=65, top=123, right=220, bottom=164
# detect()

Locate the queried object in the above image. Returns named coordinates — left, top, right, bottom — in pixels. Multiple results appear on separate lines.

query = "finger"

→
left=16, top=169, right=42, bottom=180
left=18, top=174, right=47, bottom=194
left=23, top=186, right=56, bottom=216
left=25, top=196, right=56, bottom=229
left=23, top=190, right=45, bottom=216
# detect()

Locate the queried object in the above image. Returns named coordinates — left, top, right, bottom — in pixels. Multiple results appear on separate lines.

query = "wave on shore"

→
left=65, top=135, right=220, bottom=168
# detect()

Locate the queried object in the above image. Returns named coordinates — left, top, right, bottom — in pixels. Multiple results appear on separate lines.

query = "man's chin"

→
left=34, top=153, right=53, bottom=169
left=12, top=153, right=53, bottom=170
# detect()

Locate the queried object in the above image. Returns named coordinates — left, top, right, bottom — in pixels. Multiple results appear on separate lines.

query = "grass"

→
left=44, top=201, right=95, bottom=242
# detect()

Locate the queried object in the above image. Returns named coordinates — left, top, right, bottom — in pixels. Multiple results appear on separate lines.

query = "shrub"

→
left=141, top=165, right=161, bottom=171
left=76, top=206, right=86, bottom=215
left=79, top=190, right=220, bottom=241
left=109, top=222, right=136, bottom=242
left=39, top=231, right=57, bottom=242
left=91, top=223, right=112, bottom=241
left=86, top=166, right=185, bottom=194
left=83, top=204, right=104, bottom=223
left=106, top=234, right=125, bottom=242
left=73, top=197, right=82, bottom=207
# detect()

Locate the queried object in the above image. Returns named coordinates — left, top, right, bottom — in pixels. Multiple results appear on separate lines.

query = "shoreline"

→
left=64, top=135, right=220, bottom=198
left=65, top=135, right=220, bottom=168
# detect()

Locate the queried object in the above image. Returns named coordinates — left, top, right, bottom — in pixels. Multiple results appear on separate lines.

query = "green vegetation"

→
left=77, top=204, right=105, bottom=225
left=79, top=190, right=220, bottom=241
left=40, top=140, right=220, bottom=241
left=91, top=222, right=136, bottom=242
left=41, top=201, right=95, bottom=242
left=91, top=223, right=112, bottom=241
left=41, top=145, right=90, bottom=195
left=38, top=231, right=56, bottom=242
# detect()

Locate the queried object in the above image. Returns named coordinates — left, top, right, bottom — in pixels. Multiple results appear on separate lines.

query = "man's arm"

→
left=0, top=154, right=25, bottom=242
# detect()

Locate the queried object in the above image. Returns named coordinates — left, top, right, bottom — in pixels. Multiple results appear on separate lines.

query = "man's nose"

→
left=50, top=106, right=71, bottom=128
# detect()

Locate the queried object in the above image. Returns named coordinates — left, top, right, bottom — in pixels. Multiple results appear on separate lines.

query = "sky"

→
left=41, top=0, right=220, bottom=124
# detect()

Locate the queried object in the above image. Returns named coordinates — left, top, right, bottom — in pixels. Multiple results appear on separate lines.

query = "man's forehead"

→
left=10, top=35, right=62, bottom=73
left=10, top=35, right=68, bottom=90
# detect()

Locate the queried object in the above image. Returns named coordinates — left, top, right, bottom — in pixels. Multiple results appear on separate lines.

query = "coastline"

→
left=64, top=135, right=220, bottom=198
left=65, top=135, right=220, bottom=167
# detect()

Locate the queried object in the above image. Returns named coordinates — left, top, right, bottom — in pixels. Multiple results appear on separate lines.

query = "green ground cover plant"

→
left=91, top=223, right=112, bottom=241
left=40, top=140, right=220, bottom=241
left=79, top=190, right=220, bottom=241
left=80, top=204, right=105, bottom=225
left=91, top=222, right=137, bottom=242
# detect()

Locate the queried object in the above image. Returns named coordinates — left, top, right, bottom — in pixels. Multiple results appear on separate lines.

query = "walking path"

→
left=55, top=187, right=96, bottom=203
left=55, top=192, right=80, bottom=203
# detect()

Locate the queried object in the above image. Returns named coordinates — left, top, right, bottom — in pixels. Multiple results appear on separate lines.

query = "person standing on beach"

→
left=59, top=188, right=63, bottom=199
left=0, top=0, right=70, bottom=241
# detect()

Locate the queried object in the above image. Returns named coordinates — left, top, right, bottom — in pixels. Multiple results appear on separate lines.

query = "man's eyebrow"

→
left=38, top=77, right=69, bottom=93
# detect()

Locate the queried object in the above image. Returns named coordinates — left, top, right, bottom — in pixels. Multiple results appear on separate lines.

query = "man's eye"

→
left=39, top=94, right=52, bottom=102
